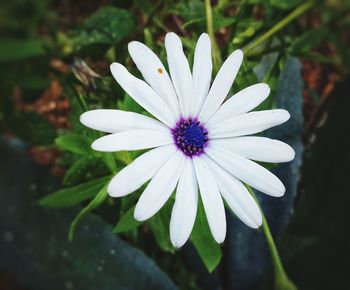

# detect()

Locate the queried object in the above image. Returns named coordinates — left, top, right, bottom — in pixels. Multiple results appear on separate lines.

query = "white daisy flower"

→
left=80, top=32, right=295, bottom=248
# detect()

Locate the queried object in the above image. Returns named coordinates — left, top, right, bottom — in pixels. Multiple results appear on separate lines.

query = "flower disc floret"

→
left=171, top=117, right=209, bottom=157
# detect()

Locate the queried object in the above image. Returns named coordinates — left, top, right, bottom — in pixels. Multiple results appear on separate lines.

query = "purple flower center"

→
left=171, top=117, right=209, bottom=157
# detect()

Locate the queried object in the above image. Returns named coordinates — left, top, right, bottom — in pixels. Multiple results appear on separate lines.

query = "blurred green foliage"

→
left=71, top=6, right=135, bottom=54
left=7, top=111, right=57, bottom=145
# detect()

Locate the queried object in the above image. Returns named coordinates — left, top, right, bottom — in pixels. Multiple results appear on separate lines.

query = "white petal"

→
left=199, top=49, right=243, bottom=123
left=110, top=63, right=176, bottom=126
left=207, top=83, right=270, bottom=126
left=203, top=155, right=262, bottom=228
left=134, top=151, right=185, bottom=221
left=165, top=32, right=193, bottom=117
left=170, top=158, right=198, bottom=248
left=108, top=145, right=176, bottom=197
left=192, top=33, right=212, bottom=116
left=128, top=41, right=181, bottom=117
left=211, top=137, right=295, bottom=163
left=210, top=109, right=290, bottom=138
left=206, top=146, right=285, bottom=197
left=193, top=157, right=226, bottom=243
left=92, top=130, right=172, bottom=152
left=80, top=109, right=168, bottom=133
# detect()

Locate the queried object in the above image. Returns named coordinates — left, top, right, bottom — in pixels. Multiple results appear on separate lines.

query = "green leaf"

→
left=61, top=84, right=118, bottom=174
left=232, top=20, right=263, bottom=45
left=63, top=156, right=110, bottom=186
left=269, top=0, right=303, bottom=10
left=117, top=94, right=144, bottom=114
left=102, top=152, right=118, bottom=173
left=114, top=151, right=134, bottom=165
left=39, top=176, right=110, bottom=208
left=134, top=0, right=154, bottom=13
left=182, top=15, right=236, bottom=31
left=62, top=82, right=90, bottom=133
left=289, top=28, right=327, bottom=54
left=178, top=0, right=235, bottom=31
left=57, top=152, right=80, bottom=168
left=68, top=184, right=108, bottom=241
left=0, top=39, right=45, bottom=62
left=55, top=134, right=94, bottom=155
left=177, top=0, right=204, bottom=23
left=234, top=61, right=259, bottom=93
left=181, top=18, right=205, bottom=30
left=191, top=200, right=222, bottom=272
left=73, top=6, right=135, bottom=48
left=113, top=206, right=142, bottom=233
left=149, top=201, right=175, bottom=253
left=213, top=14, right=236, bottom=30
left=6, top=111, right=56, bottom=146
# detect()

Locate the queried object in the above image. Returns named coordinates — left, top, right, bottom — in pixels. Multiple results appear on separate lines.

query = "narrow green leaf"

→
left=63, top=156, right=110, bottom=186
left=232, top=20, right=263, bottom=46
left=114, top=151, right=133, bottom=165
left=102, top=152, right=118, bottom=173
left=55, top=134, right=94, bottom=155
left=181, top=18, right=205, bottom=30
left=270, top=0, right=303, bottom=10
left=39, top=176, right=110, bottom=208
left=63, top=83, right=117, bottom=173
left=289, top=28, right=327, bottom=54
left=0, top=39, right=45, bottom=62
left=149, top=201, right=175, bottom=253
left=61, top=82, right=91, bottom=135
left=113, top=206, right=142, bottom=233
left=213, top=15, right=236, bottom=30
left=191, top=200, right=222, bottom=272
left=181, top=15, right=236, bottom=31
left=68, top=184, right=108, bottom=241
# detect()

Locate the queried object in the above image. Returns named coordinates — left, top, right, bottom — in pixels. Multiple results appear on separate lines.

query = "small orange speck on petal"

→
left=157, top=67, right=163, bottom=74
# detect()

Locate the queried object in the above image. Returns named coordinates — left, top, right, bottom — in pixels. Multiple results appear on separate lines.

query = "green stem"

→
left=246, top=185, right=297, bottom=290
left=205, top=0, right=222, bottom=73
left=78, top=92, right=89, bottom=112
left=245, top=44, right=288, bottom=58
left=244, top=0, right=315, bottom=55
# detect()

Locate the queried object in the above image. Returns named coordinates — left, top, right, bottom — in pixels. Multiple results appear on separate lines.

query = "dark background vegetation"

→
left=0, top=0, right=349, bottom=290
